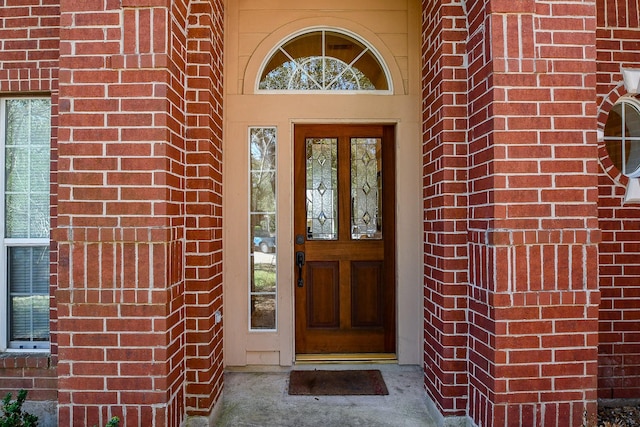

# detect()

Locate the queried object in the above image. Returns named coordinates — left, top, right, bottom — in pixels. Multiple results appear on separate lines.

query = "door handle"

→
left=295, top=251, right=305, bottom=288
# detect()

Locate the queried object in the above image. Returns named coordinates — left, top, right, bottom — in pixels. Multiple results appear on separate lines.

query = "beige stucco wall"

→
left=223, top=0, right=423, bottom=366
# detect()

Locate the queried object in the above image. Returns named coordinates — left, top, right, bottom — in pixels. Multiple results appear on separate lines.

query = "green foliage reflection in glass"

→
left=259, top=30, right=388, bottom=91
left=5, top=99, right=51, bottom=239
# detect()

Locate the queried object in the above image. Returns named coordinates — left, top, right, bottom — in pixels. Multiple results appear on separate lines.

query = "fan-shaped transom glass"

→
left=259, top=30, right=390, bottom=92
left=604, top=98, right=640, bottom=178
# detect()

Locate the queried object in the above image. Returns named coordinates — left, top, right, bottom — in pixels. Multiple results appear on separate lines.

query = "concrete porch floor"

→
left=214, top=364, right=438, bottom=427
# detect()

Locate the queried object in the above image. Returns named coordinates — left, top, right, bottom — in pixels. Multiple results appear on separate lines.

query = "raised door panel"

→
left=306, top=261, right=340, bottom=329
left=351, top=261, right=384, bottom=328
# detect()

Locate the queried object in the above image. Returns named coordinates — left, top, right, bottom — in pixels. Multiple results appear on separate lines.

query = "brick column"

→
left=465, top=0, right=600, bottom=426
left=595, top=0, right=640, bottom=401
left=422, top=0, right=470, bottom=418
left=56, top=1, right=191, bottom=425
left=0, top=0, right=61, bottom=405
left=184, top=0, right=225, bottom=418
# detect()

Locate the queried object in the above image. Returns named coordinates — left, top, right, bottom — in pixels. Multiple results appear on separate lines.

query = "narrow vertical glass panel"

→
left=249, top=127, right=277, bottom=330
left=8, top=246, right=50, bottom=343
left=5, top=98, right=51, bottom=239
left=353, top=51, right=388, bottom=90
left=604, top=104, right=623, bottom=172
left=282, top=32, right=322, bottom=59
left=250, top=295, right=276, bottom=330
left=605, top=100, right=640, bottom=178
left=306, top=138, right=338, bottom=240
left=293, top=57, right=323, bottom=90
left=250, top=255, right=276, bottom=293
left=627, top=138, right=640, bottom=177
left=351, top=138, right=382, bottom=240
left=624, top=103, right=640, bottom=177
left=30, top=193, right=51, bottom=238
left=325, top=32, right=365, bottom=65
left=324, top=58, right=360, bottom=91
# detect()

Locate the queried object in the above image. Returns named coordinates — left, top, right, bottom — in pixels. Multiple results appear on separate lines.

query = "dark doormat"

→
left=288, top=369, right=389, bottom=396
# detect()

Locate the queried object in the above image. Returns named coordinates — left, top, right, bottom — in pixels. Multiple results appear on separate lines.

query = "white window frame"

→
left=0, top=97, right=51, bottom=352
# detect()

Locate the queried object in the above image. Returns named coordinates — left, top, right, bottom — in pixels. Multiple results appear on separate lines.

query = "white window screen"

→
left=2, top=98, right=51, bottom=350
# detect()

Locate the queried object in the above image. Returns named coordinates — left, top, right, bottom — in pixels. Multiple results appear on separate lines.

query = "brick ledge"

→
left=0, top=353, right=52, bottom=369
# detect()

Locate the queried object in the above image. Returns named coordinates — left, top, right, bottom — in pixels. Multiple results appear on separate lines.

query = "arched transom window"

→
left=258, top=29, right=391, bottom=92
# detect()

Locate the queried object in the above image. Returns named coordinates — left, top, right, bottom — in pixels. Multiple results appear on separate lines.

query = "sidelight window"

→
left=249, top=127, right=277, bottom=330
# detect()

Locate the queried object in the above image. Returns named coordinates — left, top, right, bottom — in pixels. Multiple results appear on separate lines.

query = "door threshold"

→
left=295, top=353, right=397, bottom=364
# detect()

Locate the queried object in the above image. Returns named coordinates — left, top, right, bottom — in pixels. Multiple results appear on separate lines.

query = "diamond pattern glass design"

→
left=351, top=138, right=382, bottom=239
left=306, top=138, right=338, bottom=240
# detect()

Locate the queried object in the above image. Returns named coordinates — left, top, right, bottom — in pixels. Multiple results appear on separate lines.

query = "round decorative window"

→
left=604, top=98, right=640, bottom=178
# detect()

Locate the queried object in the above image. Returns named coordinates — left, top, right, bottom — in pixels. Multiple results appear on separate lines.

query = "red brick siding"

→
left=421, top=0, right=470, bottom=417
left=55, top=0, right=195, bottom=425
left=426, top=0, right=601, bottom=425
left=596, top=0, right=640, bottom=400
left=1, top=0, right=224, bottom=423
left=0, top=354, right=56, bottom=401
left=0, top=0, right=60, bottom=401
left=184, top=0, right=224, bottom=417
left=53, top=0, right=224, bottom=424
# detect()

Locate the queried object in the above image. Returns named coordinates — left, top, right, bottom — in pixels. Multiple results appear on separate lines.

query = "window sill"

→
left=0, top=352, right=51, bottom=369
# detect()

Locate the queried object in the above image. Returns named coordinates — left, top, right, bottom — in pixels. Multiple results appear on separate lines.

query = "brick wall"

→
left=55, top=0, right=188, bottom=422
left=0, top=354, right=56, bottom=401
left=0, top=0, right=221, bottom=423
left=54, top=0, right=224, bottom=425
left=595, top=0, right=640, bottom=401
left=184, top=0, right=224, bottom=417
left=465, top=0, right=601, bottom=423
left=5, top=0, right=638, bottom=425
left=423, top=0, right=602, bottom=425
left=0, top=0, right=60, bottom=403
left=421, top=0, right=469, bottom=418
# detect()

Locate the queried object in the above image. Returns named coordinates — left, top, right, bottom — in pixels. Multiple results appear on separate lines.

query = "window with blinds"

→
left=1, top=98, right=51, bottom=350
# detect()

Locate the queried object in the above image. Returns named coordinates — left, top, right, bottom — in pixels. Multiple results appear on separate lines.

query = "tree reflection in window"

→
left=259, top=30, right=389, bottom=91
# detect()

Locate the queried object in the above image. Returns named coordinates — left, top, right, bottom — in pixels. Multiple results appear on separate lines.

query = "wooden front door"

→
left=294, top=124, right=395, bottom=354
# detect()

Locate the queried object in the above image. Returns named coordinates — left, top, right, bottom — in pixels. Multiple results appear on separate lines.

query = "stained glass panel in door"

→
left=351, top=138, right=382, bottom=240
left=305, top=138, right=338, bottom=240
